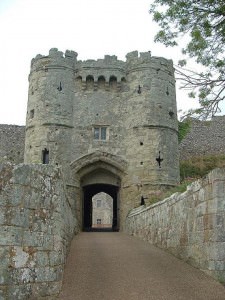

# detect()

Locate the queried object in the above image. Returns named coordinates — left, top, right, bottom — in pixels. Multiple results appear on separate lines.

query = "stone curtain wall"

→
left=125, top=168, right=225, bottom=282
left=0, top=125, right=25, bottom=164
left=179, top=116, right=225, bottom=160
left=0, top=163, right=77, bottom=299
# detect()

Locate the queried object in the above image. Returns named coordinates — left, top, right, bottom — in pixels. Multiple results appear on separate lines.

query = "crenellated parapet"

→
left=75, top=55, right=126, bottom=88
left=29, top=49, right=175, bottom=90
left=30, top=48, right=78, bottom=76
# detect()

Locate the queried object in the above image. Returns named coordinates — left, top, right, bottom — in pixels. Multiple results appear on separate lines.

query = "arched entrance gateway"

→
left=70, top=151, right=127, bottom=232
left=82, top=182, right=119, bottom=231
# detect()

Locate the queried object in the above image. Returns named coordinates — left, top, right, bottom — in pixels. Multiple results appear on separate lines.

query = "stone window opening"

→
left=42, top=148, right=49, bottom=164
left=30, top=109, right=34, bottom=119
left=93, top=126, right=108, bottom=141
left=169, top=110, right=175, bottom=118
left=166, top=87, right=169, bottom=96
left=97, top=200, right=101, bottom=208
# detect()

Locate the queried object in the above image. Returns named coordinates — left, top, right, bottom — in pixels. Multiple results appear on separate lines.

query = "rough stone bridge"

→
left=60, top=232, right=225, bottom=300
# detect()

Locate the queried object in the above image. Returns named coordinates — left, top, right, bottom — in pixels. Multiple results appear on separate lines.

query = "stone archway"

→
left=82, top=183, right=119, bottom=231
left=70, top=151, right=127, bottom=231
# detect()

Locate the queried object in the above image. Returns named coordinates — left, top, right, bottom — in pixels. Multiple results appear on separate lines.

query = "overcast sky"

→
left=0, top=0, right=199, bottom=125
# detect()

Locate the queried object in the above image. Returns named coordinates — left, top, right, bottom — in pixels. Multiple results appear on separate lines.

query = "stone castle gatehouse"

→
left=24, top=48, right=180, bottom=231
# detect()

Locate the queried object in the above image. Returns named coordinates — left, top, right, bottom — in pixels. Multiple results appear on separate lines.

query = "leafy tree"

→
left=150, top=0, right=225, bottom=119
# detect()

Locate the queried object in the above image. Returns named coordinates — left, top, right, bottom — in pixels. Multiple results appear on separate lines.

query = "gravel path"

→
left=60, top=232, right=225, bottom=300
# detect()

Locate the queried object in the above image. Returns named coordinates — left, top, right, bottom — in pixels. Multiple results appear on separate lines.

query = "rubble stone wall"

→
left=179, top=116, right=225, bottom=160
left=0, top=125, right=25, bottom=164
left=0, top=163, right=78, bottom=299
left=125, top=168, right=225, bottom=282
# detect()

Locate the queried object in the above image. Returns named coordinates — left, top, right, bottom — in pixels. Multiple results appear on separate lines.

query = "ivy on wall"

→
left=178, top=121, right=191, bottom=143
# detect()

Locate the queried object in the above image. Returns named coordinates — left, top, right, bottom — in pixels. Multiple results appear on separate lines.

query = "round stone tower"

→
left=24, top=48, right=77, bottom=173
left=121, top=51, right=179, bottom=211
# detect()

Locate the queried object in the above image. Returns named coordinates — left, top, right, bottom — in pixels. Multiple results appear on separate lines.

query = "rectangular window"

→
left=97, top=219, right=101, bottom=224
left=94, top=127, right=100, bottom=140
left=101, top=127, right=106, bottom=140
left=94, top=126, right=108, bottom=141
left=97, top=200, right=101, bottom=208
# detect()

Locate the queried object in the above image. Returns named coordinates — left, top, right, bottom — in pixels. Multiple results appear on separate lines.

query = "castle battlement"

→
left=30, top=49, right=174, bottom=80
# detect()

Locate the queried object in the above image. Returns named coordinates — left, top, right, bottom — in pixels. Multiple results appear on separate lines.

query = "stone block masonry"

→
left=0, top=163, right=78, bottom=299
left=125, top=168, right=225, bottom=283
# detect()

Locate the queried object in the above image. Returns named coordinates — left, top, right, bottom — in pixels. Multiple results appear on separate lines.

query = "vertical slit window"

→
left=42, top=148, right=49, bottom=164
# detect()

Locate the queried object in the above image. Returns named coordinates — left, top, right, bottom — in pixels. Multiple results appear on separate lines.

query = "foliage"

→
left=180, top=154, right=225, bottom=181
left=148, top=180, right=191, bottom=205
left=148, top=154, right=225, bottom=205
left=149, top=0, right=225, bottom=119
left=178, top=120, right=191, bottom=143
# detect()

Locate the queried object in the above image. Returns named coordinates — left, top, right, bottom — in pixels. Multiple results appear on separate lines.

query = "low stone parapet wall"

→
left=125, top=168, right=225, bottom=283
left=0, top=163, right=78, bottom=299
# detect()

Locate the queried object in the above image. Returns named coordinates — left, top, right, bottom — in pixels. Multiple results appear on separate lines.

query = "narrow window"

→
left=101, top=127, right=107, bottom=140
left=94, top=127, right=100, bottom=140
left=97, top=200, right=101, bottom=208
left=30, top=109, right=34, bottom=119
left=42, top=148, right=49, bottom=164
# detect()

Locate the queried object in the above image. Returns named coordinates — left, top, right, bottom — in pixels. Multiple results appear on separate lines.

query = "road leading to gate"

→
left=60, top=232, right=225, bottom=300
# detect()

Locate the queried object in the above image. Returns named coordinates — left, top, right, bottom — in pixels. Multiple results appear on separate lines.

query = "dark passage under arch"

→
left=83, top=183, right=119, bottom=232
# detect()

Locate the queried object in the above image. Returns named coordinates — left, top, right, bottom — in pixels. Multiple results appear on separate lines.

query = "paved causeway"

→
left=60, top=232, right=225, bottom=300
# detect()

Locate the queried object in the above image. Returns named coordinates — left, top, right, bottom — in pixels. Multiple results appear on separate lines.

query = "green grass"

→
left=178, top=121, right=191, bottom=143
left=147, top=154, right=225, bottom=206
left=147, top=180, right=192, bottom=206
left=180, top=154, right=225, bottom=181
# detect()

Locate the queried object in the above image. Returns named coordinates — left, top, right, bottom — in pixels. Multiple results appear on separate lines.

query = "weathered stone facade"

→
left=125, top=168, right=225, bottom=282
left=0, top=163, right=77, bottom=299
left=23, top=48, right=179, bottom=230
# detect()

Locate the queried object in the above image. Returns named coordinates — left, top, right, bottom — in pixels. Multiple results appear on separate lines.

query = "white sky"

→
left=0, top=0, right=200, bottom=125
